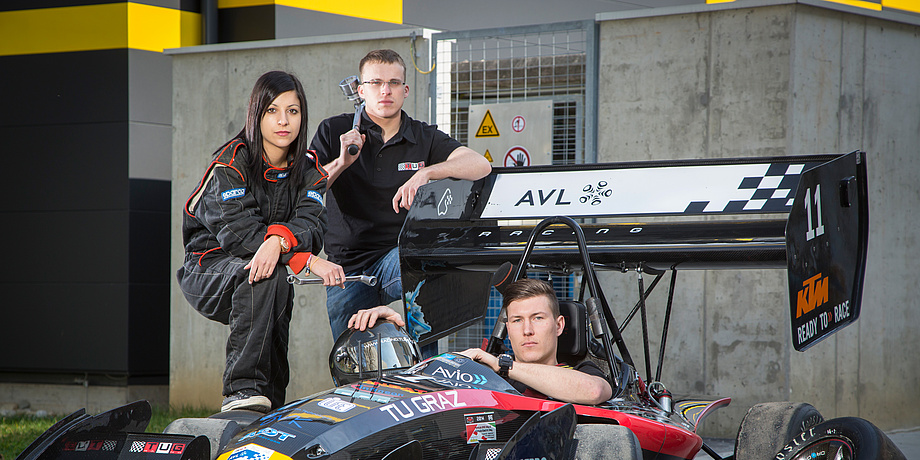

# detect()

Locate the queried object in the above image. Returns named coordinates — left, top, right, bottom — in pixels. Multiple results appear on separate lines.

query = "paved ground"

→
left=694, top=426, right=920, bottom=459
left=887, top=426, right=920, bottom=458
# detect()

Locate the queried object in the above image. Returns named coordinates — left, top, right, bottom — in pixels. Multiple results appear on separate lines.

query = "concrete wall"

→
left=596, top=3, right=920, bottom=436
left=168, top=2, right=919, bottom=438
left=168, top=30, right=428, bottom=410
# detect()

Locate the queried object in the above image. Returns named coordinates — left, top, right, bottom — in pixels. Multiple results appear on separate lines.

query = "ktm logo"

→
left=796, top=273, right=828, bottom=318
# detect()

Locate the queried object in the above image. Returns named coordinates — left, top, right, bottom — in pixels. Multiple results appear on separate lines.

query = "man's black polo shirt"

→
left=310, top=110, right=461, bottom=273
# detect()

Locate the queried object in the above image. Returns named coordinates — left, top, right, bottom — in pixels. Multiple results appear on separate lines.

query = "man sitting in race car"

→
left=348, top=278, right=613, bottom=405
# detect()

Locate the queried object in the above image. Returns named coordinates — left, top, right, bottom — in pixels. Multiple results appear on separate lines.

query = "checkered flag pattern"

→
left=102, top=440, right=117, bottom=451
left=484, top=448, right=502, bottom=460
left=684, top=163, right=805, bottom=213
left=130, top=441, right=145, bottom=453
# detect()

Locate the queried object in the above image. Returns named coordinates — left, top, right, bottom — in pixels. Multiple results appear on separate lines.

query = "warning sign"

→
left=468, top=101, right=551, bottom=166
left=504, top=146, right=530, bottom=167
left=475, top=110, right=500, bottom=137
left=512, top=115, right=525, bottom=132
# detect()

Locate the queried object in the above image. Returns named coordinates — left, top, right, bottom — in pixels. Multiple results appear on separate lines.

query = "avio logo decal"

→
left=431, top=366, right=488, bottom=385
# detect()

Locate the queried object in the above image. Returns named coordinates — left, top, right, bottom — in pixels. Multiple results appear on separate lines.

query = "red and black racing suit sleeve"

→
left=194, top=162, right=269, bottom=258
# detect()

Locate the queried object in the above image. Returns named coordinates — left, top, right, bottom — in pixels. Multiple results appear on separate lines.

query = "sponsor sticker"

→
left=432, top=354, right=464, bottom=368
left=353, top=381, right=425, bottom=395
left=283, top=411, right=346, bottom=424
left=317, top=397, right=355, bottom=413
left=307, top=189, right=323, bottom=204
left=238, top=427, right=297, bottom=444
left=431, top=365, right=489, bottom=385
left=397, top=161, right=425, bottom=171
left=221, top=187, right=245, bottom=201
left=128, top=441, right=186, bottom=455
left=65, top=440, right=114, bottom=452
left=794, top=272, right=853, bottom=347
left=227, top=444, right=275, bottom=460
left=796, top=273, right=828, bottom=318
left=333, top=387, right=393, bottom=404
left=465, top=411, right=497, bottom=443
left=378, top=390, right=468, bottom=422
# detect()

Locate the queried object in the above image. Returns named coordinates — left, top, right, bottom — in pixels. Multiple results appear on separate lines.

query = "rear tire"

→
left=774, top=417, right=906, bottom=460
left=735, top=402, right=824, bottom=460
left=573, top=424, right=641, bottom=460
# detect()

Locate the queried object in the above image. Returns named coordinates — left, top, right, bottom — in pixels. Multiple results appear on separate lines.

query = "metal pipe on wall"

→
left=203, top=0, right=218, bottom=44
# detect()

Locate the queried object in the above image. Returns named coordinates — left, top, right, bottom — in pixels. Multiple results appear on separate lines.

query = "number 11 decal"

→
left=805, top=185, right=825, bottom=241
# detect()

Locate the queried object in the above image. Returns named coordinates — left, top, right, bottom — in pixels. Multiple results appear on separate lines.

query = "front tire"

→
left=573, top=424, right=642, bottom=459
left=774, top=417, right=906, bottom=460
left=735, top=402, right=824, bottom=460
left=163, top=417, right=243, bottom=460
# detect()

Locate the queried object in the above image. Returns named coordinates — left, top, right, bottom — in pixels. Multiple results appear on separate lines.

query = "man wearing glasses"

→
left=310, top=49, right=492, bottom=344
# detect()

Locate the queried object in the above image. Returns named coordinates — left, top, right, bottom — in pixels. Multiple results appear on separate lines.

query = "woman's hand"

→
left=245, top=236, right=283, bottom=284
left=308, top=256, right=347, bottom=288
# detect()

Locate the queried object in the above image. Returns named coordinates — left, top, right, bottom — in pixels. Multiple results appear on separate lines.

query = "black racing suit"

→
left=176, top=138, right=327, bottom=408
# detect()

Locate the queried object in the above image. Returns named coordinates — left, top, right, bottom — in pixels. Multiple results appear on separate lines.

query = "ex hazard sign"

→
left=475, top=110, right=500, bottom=137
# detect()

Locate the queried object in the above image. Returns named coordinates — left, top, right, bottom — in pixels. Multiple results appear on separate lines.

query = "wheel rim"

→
left=790, top=437, right=855, bottom=460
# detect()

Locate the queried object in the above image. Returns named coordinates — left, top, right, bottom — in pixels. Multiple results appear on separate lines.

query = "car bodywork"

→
left=19, top=151, right=870, bottom=460
left=398, top=151, right=867, bottom=354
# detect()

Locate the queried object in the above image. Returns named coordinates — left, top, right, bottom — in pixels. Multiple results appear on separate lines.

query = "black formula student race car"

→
left=18, top=151, right=906, bottom=460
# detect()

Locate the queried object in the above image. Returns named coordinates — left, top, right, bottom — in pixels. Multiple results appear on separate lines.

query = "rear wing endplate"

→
left=398, top=151, right=868, bottom=351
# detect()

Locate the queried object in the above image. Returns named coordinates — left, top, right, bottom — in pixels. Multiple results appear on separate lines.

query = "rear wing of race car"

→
left=398, top=151, right=868, bottom=352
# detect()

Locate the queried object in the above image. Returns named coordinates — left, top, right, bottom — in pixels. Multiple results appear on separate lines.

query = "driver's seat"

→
left=556, top=300, right=588, bottom=364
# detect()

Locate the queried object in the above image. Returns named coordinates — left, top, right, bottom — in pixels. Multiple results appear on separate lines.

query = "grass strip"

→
left=1, top=405, right=215, bottom=460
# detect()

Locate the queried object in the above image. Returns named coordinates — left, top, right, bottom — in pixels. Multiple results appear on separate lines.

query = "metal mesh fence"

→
left=431, top=21, right=596, bottom=351
left=433, top=21, right=593, bottom=166
left=443, top=272, right=578, bottom=352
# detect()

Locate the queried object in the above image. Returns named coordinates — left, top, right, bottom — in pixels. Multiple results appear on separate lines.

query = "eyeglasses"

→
left=362, top=79, right=405, bottom=88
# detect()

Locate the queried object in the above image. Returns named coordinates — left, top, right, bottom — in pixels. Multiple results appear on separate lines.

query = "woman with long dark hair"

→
left=177, top=71, right=344, bottom=412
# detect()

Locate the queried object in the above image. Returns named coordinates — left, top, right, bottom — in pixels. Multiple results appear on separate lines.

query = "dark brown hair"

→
left=216, top=71, right=312, bottom=192
left=502, top=278, right=560, bottom=317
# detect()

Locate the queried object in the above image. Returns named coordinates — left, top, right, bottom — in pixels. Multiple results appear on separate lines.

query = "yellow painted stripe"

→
left=218, top=0, right=402, bottom=24
left=883, top=0, right=920, bottom=13
left=0, top=3, right=200, bottom=57
left=705, top=0, right=917, bottom=12
left=822, top=0, right=883, bottom=10
left=129, top=3, right=202, bottom=52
